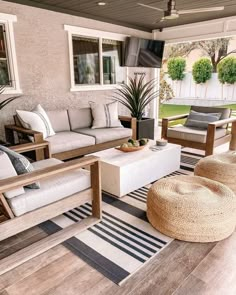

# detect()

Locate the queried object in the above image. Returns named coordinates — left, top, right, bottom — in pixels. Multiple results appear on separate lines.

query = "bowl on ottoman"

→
left=147, top=175, right=236, bottom=242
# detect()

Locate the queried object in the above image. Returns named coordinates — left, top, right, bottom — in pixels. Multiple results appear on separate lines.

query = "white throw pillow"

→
left=16, top=104, right=55, bottom=139
left=90, top=102, right=123, bottom=129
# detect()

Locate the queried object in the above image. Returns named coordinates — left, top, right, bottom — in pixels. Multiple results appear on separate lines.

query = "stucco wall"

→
left=0, top=1, right=151, bottom=139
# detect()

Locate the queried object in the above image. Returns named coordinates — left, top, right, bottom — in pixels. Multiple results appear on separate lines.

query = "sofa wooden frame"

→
left=162, top=114, right=236, bottom=156
left=5, top=116, right=137, bottom=161
left=0, top=143, right=101, bottom=276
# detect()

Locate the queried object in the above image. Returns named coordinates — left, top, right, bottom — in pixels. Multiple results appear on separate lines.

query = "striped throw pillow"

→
left=0, top=145, right=40, bottom=189
left=185, top=111, right=221, bottom=129
left=16, top=104, right=55, bottom=139
left=90, top=102, right=123, bottom=129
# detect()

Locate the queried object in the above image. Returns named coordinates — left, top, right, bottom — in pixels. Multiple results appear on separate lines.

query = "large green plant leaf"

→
left=0, top=85, right=21, bottom=110
left=113, top=74, right=158, bottom=119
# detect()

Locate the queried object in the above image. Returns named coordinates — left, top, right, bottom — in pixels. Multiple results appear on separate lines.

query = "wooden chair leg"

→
left=91, top=161, right=102, bottom=219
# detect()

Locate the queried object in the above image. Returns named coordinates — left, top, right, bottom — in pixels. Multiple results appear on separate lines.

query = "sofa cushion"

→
left=16, top=104, right=55, bottom=139
left=90, top=102, right=123, bottom=129
left=191, top=106, right=231, bottom=128
left=46, top=131, right=95, bottom=154
left=0, top=151, right=25, bottom=199
left=7, top=158, right=91, bottom=216
left=167, top=125, right=226, bottom=143
left=47, top=110, right=70, bottom=132
left=0, top=145, right=40, bottom=189
left=74, top=127, right=132, bottom=144
left=68, top=108, right=92, bottom=130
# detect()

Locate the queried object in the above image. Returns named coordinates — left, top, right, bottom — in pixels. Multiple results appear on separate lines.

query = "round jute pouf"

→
left=194, top=153, right=236, bottom=194
left=147, top=175, right=236, bottom=242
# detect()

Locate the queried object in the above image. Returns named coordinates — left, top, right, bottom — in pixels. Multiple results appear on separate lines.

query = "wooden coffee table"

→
left=92, top=141, right=181, bottom=198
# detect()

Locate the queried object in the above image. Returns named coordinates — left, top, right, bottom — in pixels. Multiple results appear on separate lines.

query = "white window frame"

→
left=0, top=13, right=21, bottom=94
left=64, top=25, right=128, bottom=92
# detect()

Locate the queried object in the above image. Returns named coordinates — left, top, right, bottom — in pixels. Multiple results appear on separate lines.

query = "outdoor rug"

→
left=40, top=150, right=203, bottom=285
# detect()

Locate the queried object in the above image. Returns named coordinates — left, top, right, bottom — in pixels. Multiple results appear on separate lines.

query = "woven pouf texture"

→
left=194, top=152, right=236, bottom=194
left=147, top=175, right=236, bottom=242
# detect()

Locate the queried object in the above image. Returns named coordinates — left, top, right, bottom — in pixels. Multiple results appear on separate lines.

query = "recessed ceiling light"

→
left=97, top=2, right=107, bottom=6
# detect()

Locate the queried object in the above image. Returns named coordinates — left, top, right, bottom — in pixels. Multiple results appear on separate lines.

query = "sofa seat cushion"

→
left=167, top=125, right=226, bottom=143
left=46, top=131, right=95, bottom=154
left=74, top=127, right=132, bottom=144
left=7, top=158, right=91, bottom=216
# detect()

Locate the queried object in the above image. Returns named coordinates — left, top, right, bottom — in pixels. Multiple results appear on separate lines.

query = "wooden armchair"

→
left=0, top=142, right=101, bottom=275
left=162, top=107, right=236, bottom=156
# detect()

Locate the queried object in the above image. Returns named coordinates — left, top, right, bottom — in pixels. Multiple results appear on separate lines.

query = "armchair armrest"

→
left=0, top=155, right=100, bottom=194
left=162, top=113, right=189, bottom=122
left=161, top=114, right=189, bottom=139
left=208, top=117, right=236, bottom=128
left=119, top=115, right=137, bottom=139
left=5, top=124, right=44, bottom=146
left=10, top=141, right=51, bottom=159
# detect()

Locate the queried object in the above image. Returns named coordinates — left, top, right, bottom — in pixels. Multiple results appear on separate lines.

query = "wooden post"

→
left=91, top=161, right=102, bottom=219
left=34, top=133, right=44, bottom=161
left=230, top=121, right=236, bottom=151
left=205, top=124, right=216, bottom=156
left=161, top=118, right=168, bottom=139
left=131, top=117, right=137, bottom=140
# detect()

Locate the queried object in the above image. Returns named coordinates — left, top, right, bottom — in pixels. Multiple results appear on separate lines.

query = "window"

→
left=0, top=24, right=11, bottom=85
left=65, top=25, right=127, bottom=91
left=73, top=37, right=100, bottom=85
left=102, top=39, right=122, bottom=85
left=0, top=13, right=21, bottom=94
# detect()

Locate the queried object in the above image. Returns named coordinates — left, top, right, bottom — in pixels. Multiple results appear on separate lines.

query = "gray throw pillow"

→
left=185, top=111, right=221, bottom=129
left=0, top=145, right=40, bottom=189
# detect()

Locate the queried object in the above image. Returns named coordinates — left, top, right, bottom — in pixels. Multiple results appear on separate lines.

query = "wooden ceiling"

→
left=3, top=0, right=236, bottom=32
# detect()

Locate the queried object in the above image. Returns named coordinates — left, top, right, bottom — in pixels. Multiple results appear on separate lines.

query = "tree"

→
left=217, top=57, right=236, bottom=84
left=163, top=43, right=195, bottom=64
left=167, top=57, right=186, bottom=81
left=192, top=58, right=213, bottom=84
left=193, top=38, right=232, bottom=72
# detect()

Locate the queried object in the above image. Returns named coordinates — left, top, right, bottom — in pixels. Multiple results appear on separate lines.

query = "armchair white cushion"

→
left=7, top=158, right=91, bottom=216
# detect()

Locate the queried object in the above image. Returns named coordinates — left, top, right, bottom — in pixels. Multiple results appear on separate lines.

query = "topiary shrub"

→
left=192, top=58, right=213, bottom=84
left=217, top=56, right=236, bottom=84
left=167, top=57, right=186, bottom=81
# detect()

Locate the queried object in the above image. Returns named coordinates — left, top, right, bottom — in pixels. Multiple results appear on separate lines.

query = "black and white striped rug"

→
left=40, top=150, right=203, bottom=285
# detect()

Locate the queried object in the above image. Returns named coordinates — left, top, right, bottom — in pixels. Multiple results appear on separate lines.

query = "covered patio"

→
left=0, top=1, right=236, bottom=294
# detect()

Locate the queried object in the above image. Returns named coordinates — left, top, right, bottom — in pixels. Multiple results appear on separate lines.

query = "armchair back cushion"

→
left=185, top=111, right=221, bottom=129
left=68, top=108, right=92, bottom=130
left=47, top=110, right=70, bottom=132
left=0, top=151, right=25, bottom=199
left=191, top=106, right=231, bottom=128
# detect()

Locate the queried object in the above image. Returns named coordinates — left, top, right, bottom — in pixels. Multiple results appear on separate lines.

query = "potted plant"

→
left=114, top=74, right=158, bottom=139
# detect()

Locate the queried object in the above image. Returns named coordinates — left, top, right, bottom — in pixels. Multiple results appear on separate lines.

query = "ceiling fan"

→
left=137, top=0, right=224, bottom=23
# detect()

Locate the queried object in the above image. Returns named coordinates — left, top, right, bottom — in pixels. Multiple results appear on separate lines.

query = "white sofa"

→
left=6, top=108, right=135, bottom=160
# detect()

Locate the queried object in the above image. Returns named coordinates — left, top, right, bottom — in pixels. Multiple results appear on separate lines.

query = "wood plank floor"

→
left=0, top=226, right=235, bottom=295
